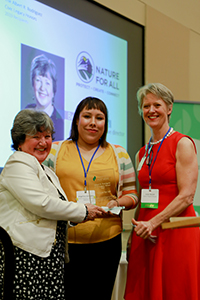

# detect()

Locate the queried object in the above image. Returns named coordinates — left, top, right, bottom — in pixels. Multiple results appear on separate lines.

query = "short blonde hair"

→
left=137, top=83, right=174, bottom=117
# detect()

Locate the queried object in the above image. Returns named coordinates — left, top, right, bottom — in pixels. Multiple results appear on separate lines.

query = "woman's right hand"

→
left=132, top=218, right=157, bottom=243
left=84, top=203, right=106, bottom=221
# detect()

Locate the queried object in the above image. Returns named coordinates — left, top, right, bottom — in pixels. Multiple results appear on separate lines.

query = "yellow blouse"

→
left=56, top=140, right=122, bottom=244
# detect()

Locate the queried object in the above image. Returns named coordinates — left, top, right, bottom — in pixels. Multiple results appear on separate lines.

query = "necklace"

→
left=150, top=127, right=173, bottom=145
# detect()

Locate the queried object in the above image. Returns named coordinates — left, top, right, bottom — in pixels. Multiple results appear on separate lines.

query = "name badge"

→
left=76, top=190, right=96, bottom=205
left=141, top=189, right=159, bottom=209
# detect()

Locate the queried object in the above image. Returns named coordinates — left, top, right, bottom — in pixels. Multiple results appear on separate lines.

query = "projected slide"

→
left=0, top=0, right=127, bottom=167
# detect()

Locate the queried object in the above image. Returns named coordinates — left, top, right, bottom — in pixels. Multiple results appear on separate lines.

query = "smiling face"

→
left=33, top=72, right=54, bottom=109
left=76, top=107, right=105, bottom=148
left=19, top=130, right=52, bottom=164
left=142, top=93, right=172, bottom=130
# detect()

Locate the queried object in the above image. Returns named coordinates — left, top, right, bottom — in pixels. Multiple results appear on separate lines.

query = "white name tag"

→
left=141, top=189, right=159, bottom=209
left=76, top=190, right=96, bottom=205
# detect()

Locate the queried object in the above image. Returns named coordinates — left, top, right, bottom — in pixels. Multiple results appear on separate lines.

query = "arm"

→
left=107, top=195, right=136, bottom=209
left=1, top=154, right=104, bottom=223
left=133, top=137, right=198, bottom=239
left=107, top=145, right=138, bottom=210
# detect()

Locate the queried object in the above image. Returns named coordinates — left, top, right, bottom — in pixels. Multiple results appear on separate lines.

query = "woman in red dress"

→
left=125, top=83, right=200, bottom=300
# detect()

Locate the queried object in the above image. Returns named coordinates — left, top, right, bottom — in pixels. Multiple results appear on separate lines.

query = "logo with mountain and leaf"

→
left=76, top=51, right=95, bottom=83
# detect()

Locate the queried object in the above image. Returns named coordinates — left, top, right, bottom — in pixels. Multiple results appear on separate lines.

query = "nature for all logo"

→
left=76, top=51, right=95, bottom=83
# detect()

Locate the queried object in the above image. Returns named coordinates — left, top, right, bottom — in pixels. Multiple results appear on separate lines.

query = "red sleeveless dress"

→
left=125, top=132, right=200, bottom=300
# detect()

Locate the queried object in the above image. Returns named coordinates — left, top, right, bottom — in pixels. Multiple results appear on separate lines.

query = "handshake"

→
left=84, top=198, right=122, bottom=221
left=84, top=203, right=108, bottom=221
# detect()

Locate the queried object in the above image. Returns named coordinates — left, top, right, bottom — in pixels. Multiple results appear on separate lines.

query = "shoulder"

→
left=44, top=140, right=74, bottom=169
left=174, top=133, right=197, bottom=165
left=4, top=152, right=40, bottom=174
left=111, top=144, right=126, bottom=151
left=171, top=131, right=196, bottom=153
left=53, top=140, right=74, bottom=152
left=177, top=136, right=196, bottom=155
left=110, top=143, right=129, bottom=158
left=171, top=131, right=193, bottom=144
left=8, top=151, right=38, bottom=164
left=50, top=140, right=74, bottom=153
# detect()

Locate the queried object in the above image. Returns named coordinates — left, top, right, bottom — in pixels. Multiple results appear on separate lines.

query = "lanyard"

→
left=76, top=141, right=100, bottom=192
left=148, top=127, right=171, bottom=191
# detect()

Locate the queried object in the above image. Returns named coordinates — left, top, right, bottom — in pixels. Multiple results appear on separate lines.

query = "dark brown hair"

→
left=68, top=97, right=108, bottom=147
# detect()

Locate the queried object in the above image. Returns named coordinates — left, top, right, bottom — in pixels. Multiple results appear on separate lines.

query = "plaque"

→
left=87, top=168, right=117, bottom=206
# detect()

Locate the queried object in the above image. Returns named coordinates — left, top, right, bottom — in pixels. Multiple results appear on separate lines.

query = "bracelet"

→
left=84, top=205, right=89, bottom=221
left=114, top=199, right=120, bottom=207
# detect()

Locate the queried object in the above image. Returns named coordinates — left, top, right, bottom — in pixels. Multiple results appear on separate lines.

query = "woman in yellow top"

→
left=45, top=97, right=138, bottom=300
